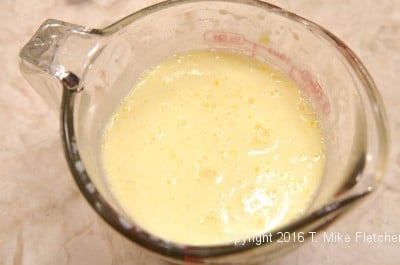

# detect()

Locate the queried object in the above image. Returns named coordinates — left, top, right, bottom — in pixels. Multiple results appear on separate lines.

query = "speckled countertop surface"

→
left=1, top=0, right=399, bottom=264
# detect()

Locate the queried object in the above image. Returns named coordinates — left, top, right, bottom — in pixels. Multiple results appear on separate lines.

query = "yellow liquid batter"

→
left=102, top=50, right=325, bottom=245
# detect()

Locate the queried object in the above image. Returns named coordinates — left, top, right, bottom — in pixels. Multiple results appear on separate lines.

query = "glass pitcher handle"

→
left=19, top=19, right=101, bottom=110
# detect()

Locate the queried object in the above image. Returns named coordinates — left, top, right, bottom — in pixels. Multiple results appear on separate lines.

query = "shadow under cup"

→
left=20, top=0, right=388, bottom=264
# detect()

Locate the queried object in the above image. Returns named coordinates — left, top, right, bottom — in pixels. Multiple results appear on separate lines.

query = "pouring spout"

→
left=19, top=19, right=101, bottom=110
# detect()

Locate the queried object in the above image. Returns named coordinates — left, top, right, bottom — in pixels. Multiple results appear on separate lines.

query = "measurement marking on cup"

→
left=203, top=31, right=330, bottom=115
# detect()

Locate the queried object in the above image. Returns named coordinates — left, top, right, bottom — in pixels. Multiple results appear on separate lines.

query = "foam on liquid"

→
left=102, top=50, right=325, bottom=245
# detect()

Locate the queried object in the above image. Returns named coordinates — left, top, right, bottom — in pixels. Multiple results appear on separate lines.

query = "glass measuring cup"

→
left=19, top=0, right=389, bottom=263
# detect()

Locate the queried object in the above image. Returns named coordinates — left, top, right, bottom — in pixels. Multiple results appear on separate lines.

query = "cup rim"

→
left=61, top=0, right=390, bottom=261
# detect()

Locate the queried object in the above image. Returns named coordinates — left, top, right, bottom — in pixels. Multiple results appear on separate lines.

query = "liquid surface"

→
left=102, top=50, right=325, bottom=245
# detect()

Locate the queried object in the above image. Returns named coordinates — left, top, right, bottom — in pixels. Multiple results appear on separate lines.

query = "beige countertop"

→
left=1, top=0, right=399, bottom=264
